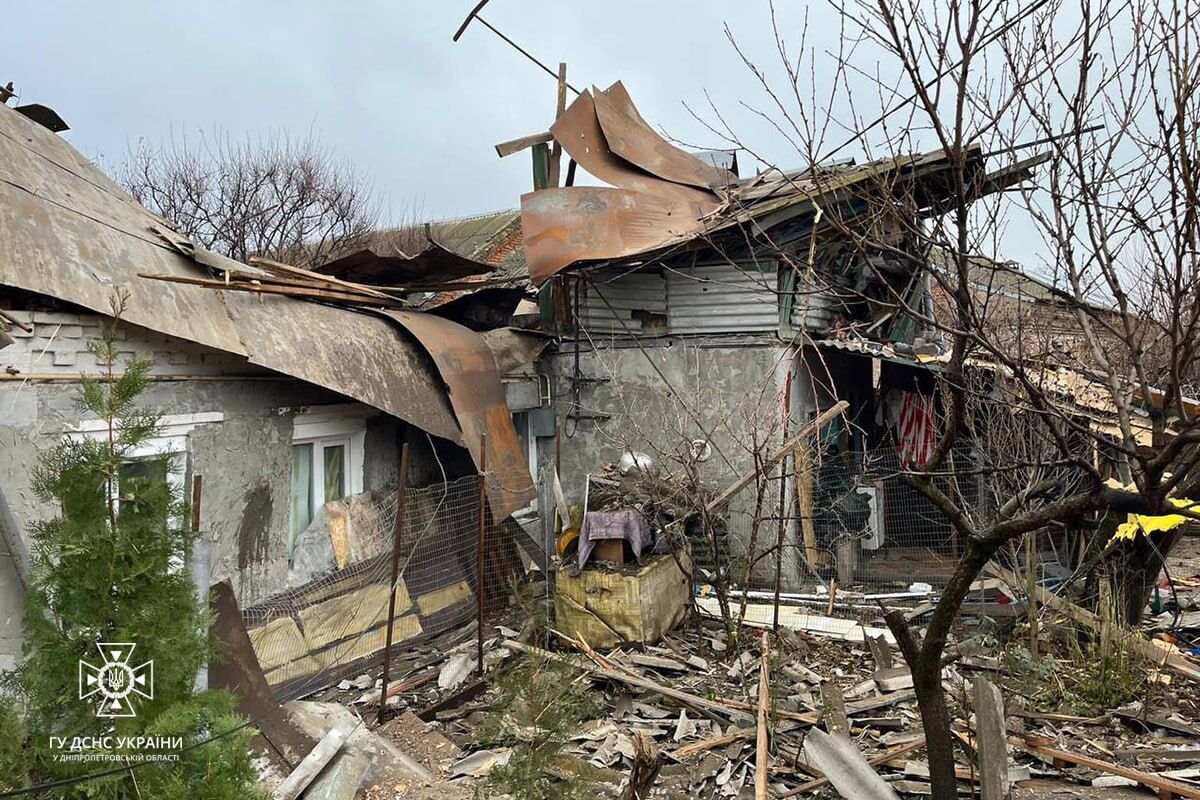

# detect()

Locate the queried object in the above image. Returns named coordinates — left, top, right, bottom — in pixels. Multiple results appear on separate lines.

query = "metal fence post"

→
left=377, top=442, right=410, bottom=725
left=477, top=432, right=488, bottom=675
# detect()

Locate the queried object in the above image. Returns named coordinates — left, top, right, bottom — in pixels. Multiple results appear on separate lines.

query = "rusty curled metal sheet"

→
left=222, top=290, right=463, bottom=443
left=0, top=103, right=248, bottom=356
left=209, top=581, right=316, bottom=771
left=314, top=241, right=496, bottom=285
left=549, top=88, right=717, bottom=213
left=593, top=81, right=737, bottom=190
left=0, top=102, right=470, bottom=445
left=525, top=84, right=727, bottom=285
left=381, top=310, right=534, bottom=519
left=521, top=186, right=706, bottom=286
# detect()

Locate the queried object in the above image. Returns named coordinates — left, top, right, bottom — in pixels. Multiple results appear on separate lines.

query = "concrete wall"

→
left=541, top=335, right=810, bottom=587
left=0, top=309, right=408, bottom=663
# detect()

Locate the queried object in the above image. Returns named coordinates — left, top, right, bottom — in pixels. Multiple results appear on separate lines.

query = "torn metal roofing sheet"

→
left=593, top=82, right=737, bottom=190
left=522, top=186, right=707, bottom=286
left=313, top=240, right=497, bottom=285
left=522, top=88, right=1044, bottom=287
left=0, top=102, right=470, bottom=444
left=383, top=311, right=535, bottom=518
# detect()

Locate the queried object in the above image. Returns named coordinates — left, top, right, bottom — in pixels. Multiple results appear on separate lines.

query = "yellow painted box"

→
left=554, top=551, right=692, bottom=649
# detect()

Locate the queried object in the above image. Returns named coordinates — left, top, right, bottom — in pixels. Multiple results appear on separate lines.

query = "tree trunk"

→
left=912, top=664, right=957, bottom=800
left=886, top=544, right=994, bottom=800
left=1115, top=529, right=1178, bottom=625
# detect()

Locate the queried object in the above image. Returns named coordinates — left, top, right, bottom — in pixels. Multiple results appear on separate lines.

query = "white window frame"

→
left=67, top=412, right=224, bottom=502
left=290, top=405, right=368, bottom=547
left=67, top=413, right=223, bottom=571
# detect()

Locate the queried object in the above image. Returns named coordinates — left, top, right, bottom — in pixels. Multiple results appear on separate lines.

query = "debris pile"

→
left=298, top=579, right=1200, bottom=800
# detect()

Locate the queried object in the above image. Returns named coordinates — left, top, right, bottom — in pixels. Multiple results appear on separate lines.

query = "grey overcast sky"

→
left=10, top=1, right=1050, bottom=264
left=7, top=1, right=876, bottom=221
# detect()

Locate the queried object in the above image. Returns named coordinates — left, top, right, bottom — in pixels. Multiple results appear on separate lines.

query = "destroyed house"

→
left=0, top=100, right=546, bottom=687
left=513, top=81, right=1047, bottom=592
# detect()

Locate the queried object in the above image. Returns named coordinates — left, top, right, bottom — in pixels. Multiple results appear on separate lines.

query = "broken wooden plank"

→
left=621, top=730, right=662, bottom=800
left=495, top=130, right=553, bottom=158
left=623, top=652, right=689, bottom=672
left=847, top=689, right=917, bottom=715
left=705, top=402, right=848, bottom=516
left=973, top=677, right=1008, bottom=800
left=756, top=638, right=771, bottom=800
left=504, top=639, right=754, bottom=723
left=272, top=723, right=353, bottom=800
left=986, top=563, right=1200, bottom=683
left=362, top=665, right=438, bottom=708
left=802, top=728, right=901, bottom=800
left=821, top=680, right=849, bottom=736
left=1013, top=739, right=1200, bottom=800
left=671, top=728, right=755, bottom=759
left=696, top=598, right=895, bottom=644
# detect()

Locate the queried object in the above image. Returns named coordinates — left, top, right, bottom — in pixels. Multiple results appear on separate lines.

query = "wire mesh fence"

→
left=239, top=465, right=541, bottom=703
left=689, top=444, right=1078, bottom=626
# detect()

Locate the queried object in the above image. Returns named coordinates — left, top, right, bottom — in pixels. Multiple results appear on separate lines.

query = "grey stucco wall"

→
left=0, top=310, right=411, bottom=662
left=542, top=336, right=811, bottom=588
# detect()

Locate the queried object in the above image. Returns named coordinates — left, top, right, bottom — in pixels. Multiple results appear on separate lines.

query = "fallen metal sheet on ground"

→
left=209, top=581, right=316, bottom=773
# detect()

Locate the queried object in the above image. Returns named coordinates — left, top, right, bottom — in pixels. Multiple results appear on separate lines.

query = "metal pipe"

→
left=189, top=475, right=209, bottom=691
left=377, top=441, right=410, bottom=725
left=477, top=432, right=488, bottom=675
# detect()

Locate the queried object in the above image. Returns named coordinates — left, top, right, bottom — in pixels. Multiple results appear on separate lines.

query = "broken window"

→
left=289, top=405, right=367, bottom=551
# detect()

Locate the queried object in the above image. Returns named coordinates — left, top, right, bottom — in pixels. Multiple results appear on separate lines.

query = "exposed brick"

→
left=30, top=311, right=85, bottom=325
left=56, top=325, right=83, bottom=339
left=51, top=350, right=76, bottom=367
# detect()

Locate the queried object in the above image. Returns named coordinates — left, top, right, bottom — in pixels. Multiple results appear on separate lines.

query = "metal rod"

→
left=377, top=441, right=410, bottom=725
left=473, top=15, right=581, bottom=94
left=477, top=432, right=488, bottom=675
left=189, top=475, right=208, bottom=692
left=190, top=474, right=203, bottom=533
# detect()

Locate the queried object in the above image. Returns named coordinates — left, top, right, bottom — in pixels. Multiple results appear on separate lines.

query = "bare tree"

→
left=118, top=131, right=378, bottom=268
left=690, top=2, right=1200, bottom=797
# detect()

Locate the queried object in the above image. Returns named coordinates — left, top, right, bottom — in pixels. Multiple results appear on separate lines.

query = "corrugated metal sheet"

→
left=666, top=263, right=779, bottom=334
left=579, top=272, right=667, bottom=333
left=789, top=288, right=835, bottom=332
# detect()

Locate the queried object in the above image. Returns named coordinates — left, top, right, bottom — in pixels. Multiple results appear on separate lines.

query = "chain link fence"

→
left=239, top=466, right=541, bottom=703
left=691, top=444, right=1077, bottom=625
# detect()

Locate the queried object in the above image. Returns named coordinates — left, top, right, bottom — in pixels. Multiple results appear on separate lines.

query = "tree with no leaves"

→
left=702, top=2, right=1200, bottom=797
left=118, top=131, right=378, bottom=269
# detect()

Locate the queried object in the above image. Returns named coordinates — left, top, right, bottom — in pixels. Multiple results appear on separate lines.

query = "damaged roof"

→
left=0, top=101, right=538, bottom=509
left=519, top=81, right=1045, bottom=286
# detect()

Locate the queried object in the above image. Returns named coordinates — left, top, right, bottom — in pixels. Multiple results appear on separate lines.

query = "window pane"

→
left=323, top=444, right=346, bottom=503
left=117, top=458, right=170, bottom=520
left=290, top=443, right=313, bottom=542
